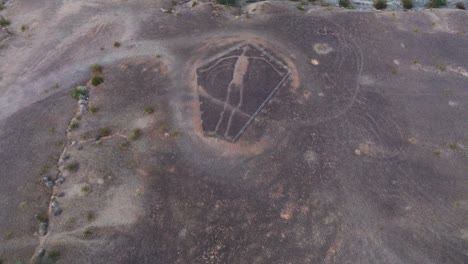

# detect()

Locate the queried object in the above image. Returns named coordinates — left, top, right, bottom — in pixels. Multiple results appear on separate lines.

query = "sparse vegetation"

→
left=217, top=0, right=236, bottom=6
left=434, top=150, right=441, bottom=156
left=413, top=59, right=419, bottom=64
left=144, top=106, right=155, bottom=114
left=192, top=1, right=198, bottom=7
left=0, top=3, right=5, bottom=11
left=0, top=17, right=11, bottom=27
left=47, top=249, right=61, bottom=262
left=90, top=64, right=103, bottom=74
left=91, top=76, right=104, bottom=86
left=35, top=211, right=49, bottom=223
left=113, top=41, right=121, bottom=48
left=69, top=121, right=79, bottom=130
left=296, top=4, right=305, bottom=11
left=426, top=0, right=446, bottom=7
left=453, top=201, right=461, bottom=208
left=339, top=0, right=351, bottom=7
left=86, top=211, right=94, bottom=222
left=20, top=25, right=27, bottom=31
left=170, top=129, right=182, bottom=138
left=448, top=143, right=458, bottom=150
left=436, top=64, right=447, bottom=71
left=98, top=127, right=111, bottom=137
left=129, top=129, right=141, bottom=140
left=455, top=2, right=465, bottom=9
left=172, top=0, right=178, bottom=5
left=81, top=185, right=90, bottom=193
left=401, top=0, right=413, bottom=9
left=373, top=0, right=387, bottom=9
left=391, top=69, right=398, bottom=75
left=4, top=231, right=13, bottom=240
left=52, top=83, right=60, bottom=89
left=89, top=105, right=99, bottom=113
left=39, top=166, right=49, bottom=175
left=64, top=162, right=79, bottom=172
left=119, top=141, right=130, bottom=150
left=83, top=228, right=93, bottom=238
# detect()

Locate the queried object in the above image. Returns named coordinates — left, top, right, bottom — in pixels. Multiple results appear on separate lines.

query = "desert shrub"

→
left=374, top=0, right=387, bottom=9
left=83, top=228, right=93, bottom=238
left=426, top=0, right=446, bottom=7
left=20, top=25, right=27, bottom=31
left=144, top=106, right=154, bottom=114
left=47, top=249, right=60, bottom=261
left=455, top=2, right=465, bottom=9
left=89, top=105, right=98, bottom=113
left=401, top=0, right=413, bottom=9
left=90, top=64, right=103, bottom=74
left=64, top=162, right=79, bottom=172
left=113, top=41, right=121, bottom=47
left=339, top=0, right=351, bottom=7
left=91, top=76, right=104, bottom=86
left=129, top=129, right=141, bottom=140
left=98, top=128, right=111, bottom=137
left=217, top=0, right=236, bottom=6
left=0, top=4, right=5, bottom=11
left=69, top=122, right=79, bottom=130
left=81, top=185, right=90, bottom=193
left=0, top=18, right=11, bottom=27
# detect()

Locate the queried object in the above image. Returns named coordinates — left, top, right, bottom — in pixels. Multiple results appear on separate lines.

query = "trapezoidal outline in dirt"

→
left=196, top=41, right=290, bottom=143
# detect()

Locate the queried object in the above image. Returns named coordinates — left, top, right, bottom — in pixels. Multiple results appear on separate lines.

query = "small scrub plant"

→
left=170, top=129, right=182, bottom=138
left=455, top=2, right=465, bottom=9
left=90, top=64, right=103, bottom=74
left=453, top=201, right=461, bottom=208
left=434, top=150, right=441, bottom=156
left=373, top=0, right=387, bottom=9
left=0, top=3, right=4, bottom=11
left=426, top=0, right=447, bottom=7
left=69, top=121, right=79, bottom=130
left=436, top=64, right=447, bottom=71
left=52, top=83, right=60, bottom=89
left=47, top=249, right=61, bottom=262
left=217, top=0, right=236, bottom=6
left=83, top=228, right=93, bottom=238
left=20, top=25, right=27, bottom=31
left=91, top=76, right=104, bottom=86
left=391, top=69, right=398, bottom=75
left=0, top=17, right=11, bottom=27
left=39, top=166, right=49, bottom=175
left=144, top=106, right=155, bottom=114
left=113, top=41, right=121, bottom=48
left=98, top=127, right=111, bottom=137
left=64, top=162, right=79, bottom=172
left=89, top=105, right=99, bottom=113
left=81, top=185, right=90, bottom=193
left=296, top=4, right=305, bottom=10
left=119, top=141, right=130, bottom=150
left=448, top=143, right=458, bottom=150
left=401, top=0, right=413, bottom=9
left=129, top=129, right=141, bottom=141
left=36, top=211, right=49, bottom=223
left=192, top=1, right=198, bottom=7
left=4, top=231, right=13, bottom=240
left=172, top=0, right=178, bottom=5
left=86, top=211, right=94, bottom=222
left=339, top=0, right=351, bottom=7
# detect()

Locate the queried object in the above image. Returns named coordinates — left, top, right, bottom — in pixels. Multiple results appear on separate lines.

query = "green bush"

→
left=98, top=128, right=111, bottom=137
left=89, top=105, right=99, bottom=113
left=374, top=0, right=387, bottom=9
left=113, top=41, right=121, bottom=48
left=0, top=3, right=5, bottom=11
left=426, top=0, right=446, bottom=7
left=217, top=0, right=236, bottom=6
left=0, top=18, right=11, bottom=27
left=401, top=0, right=413, bottom=9
left=144, top=106, right=154, bottom=114
left=91, top=76, right=104, bottom=86
left=90, top=64, right=103, bottom=74
left=64, top=162, right=79, bottom=172
left=339, top=0, right=351, bottom=7
left=47, top=249, right=60, bottom=261
left=129, top=129, right=141, bottom=141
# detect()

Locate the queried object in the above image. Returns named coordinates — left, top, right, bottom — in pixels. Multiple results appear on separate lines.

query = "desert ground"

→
left=0, top=0, right=467, bottom=263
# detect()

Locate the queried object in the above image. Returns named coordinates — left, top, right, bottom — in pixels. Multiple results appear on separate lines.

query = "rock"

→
left=51, top=201, right=59, bottom=208
left=45, top=181, right=55, bottom=188
left=95, top=135, right=101, bottom=141
left=55, top=177, right=65, bottom=185
left=78, top=99, right=88, bottom=105
left=42, top=176, right=52, bottom=183
left=53, top=208, right=62, bottom=216
left=63, top=154, right=70, bottom=161
left=38, top=248, right=46, bottom=257
left=39, top=222, right=48, bottom=236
